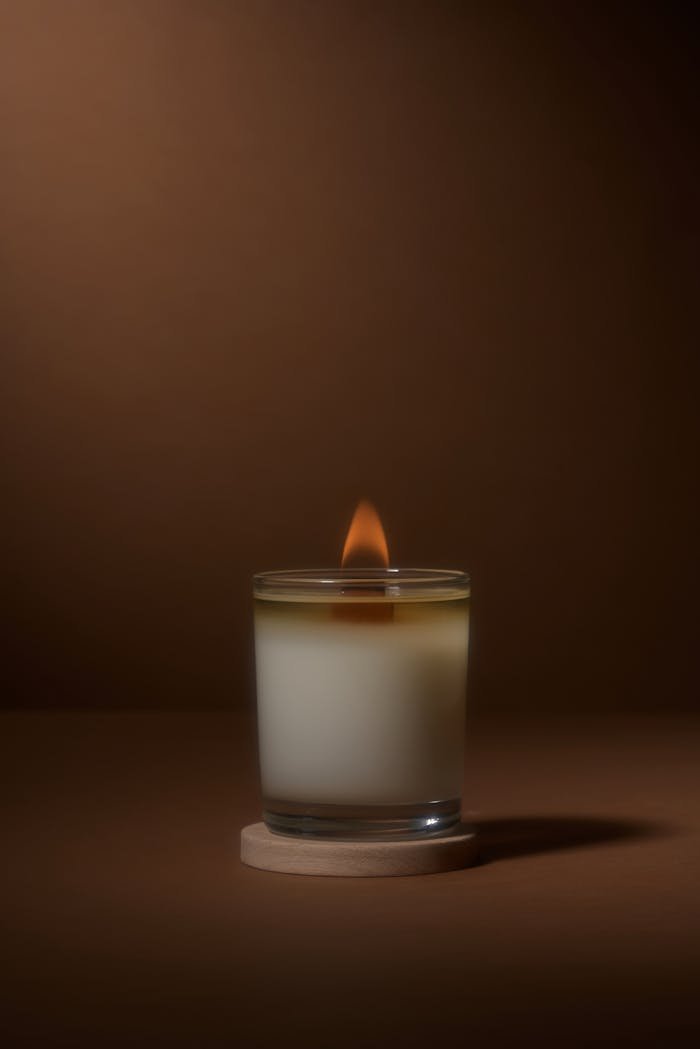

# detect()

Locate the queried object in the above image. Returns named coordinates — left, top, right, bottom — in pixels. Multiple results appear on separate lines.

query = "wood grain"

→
left=240, top=822, right=478, bottom=877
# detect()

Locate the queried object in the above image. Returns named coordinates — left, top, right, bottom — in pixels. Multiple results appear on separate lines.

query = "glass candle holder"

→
left=253, top=568, right=470, bottom=840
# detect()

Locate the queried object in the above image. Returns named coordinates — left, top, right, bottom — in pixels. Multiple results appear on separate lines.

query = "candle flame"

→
left=341, top=499, right=390, bottom=567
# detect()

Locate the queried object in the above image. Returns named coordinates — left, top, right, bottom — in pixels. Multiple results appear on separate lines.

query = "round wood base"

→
left=240, top=821, right=478, bottom=877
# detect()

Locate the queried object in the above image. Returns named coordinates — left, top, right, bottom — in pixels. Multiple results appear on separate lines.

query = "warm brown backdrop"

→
left=2, top=1, right=698, bottom=712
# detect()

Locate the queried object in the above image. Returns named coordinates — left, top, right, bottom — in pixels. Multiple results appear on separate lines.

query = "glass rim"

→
left=253, top=568, right=470, bottom=602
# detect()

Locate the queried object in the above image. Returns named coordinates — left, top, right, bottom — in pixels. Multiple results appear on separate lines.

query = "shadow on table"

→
left=475, top=816, right=671, bottom=863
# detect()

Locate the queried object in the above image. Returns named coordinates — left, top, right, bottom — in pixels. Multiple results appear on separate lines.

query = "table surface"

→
left=1, top=711, right=698, bottom=1048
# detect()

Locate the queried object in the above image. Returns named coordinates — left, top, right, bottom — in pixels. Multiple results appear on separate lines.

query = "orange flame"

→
left=341, top=499, right=389, bottom=567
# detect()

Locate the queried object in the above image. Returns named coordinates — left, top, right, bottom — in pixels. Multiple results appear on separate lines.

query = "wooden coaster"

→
left=240, top=822, right=478, bottom=877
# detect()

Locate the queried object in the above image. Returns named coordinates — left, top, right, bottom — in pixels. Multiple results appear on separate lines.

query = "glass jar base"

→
left=263, top=798, right=461, bottom=841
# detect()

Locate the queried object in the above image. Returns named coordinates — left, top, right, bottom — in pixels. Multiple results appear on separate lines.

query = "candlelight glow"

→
left=341, top=499, right=390, bottom=567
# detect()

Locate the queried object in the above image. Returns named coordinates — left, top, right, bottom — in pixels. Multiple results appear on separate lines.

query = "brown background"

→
left=1, top=10, right=699, bottom=1046
left=2, top=1, right=698, bottom=713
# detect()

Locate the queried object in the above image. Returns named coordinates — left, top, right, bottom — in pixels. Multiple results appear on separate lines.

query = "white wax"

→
left=254, top=600, right=469, bottom=805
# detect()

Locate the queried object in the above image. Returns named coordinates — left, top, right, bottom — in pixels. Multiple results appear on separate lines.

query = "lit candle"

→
left=253, top=501, right=470, bottom=839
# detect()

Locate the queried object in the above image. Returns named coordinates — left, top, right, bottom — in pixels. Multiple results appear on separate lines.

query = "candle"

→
left=253, top=503, right=470, bottom=840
